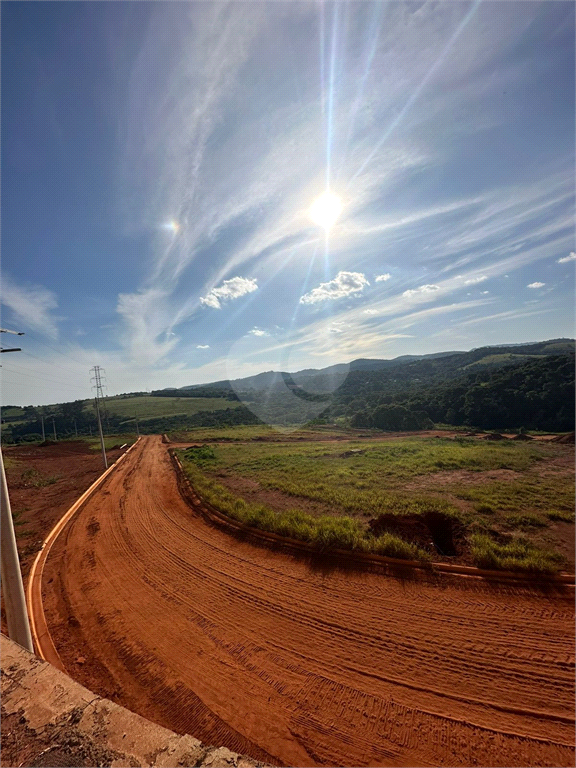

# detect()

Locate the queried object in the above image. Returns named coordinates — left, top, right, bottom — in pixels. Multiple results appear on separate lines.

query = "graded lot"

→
left=38, top=436, right=575, bottom=767
left=1, top=440, right=126, bottom=635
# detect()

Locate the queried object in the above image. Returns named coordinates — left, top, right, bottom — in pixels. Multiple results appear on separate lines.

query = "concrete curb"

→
left=1, top=634, right=267, bottom=768
left=26, top=438, right=142, bottom=670
left=170, top=450, right=575, bottom=587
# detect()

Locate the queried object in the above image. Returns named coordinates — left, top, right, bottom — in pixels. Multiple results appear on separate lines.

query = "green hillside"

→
left=96, top=395, right=241, bottom=423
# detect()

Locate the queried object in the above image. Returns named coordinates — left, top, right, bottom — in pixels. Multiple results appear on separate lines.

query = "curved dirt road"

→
left=42, top=436, right=575, bottom=767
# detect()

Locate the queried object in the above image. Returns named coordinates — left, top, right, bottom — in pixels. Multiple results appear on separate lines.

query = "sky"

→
left=1, top=0, right=574, bottom=407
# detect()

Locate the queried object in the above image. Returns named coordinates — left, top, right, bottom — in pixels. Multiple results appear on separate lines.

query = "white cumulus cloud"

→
left=200, top=276, right=258, bottom=309
left=196, top=344, right=210, bottom=349
left=249, top=328, right=269, bottom=337
left=300, top=271, right=369, bottom=305
left=557, top=252, right=576, bottom=264
left=464, top=275, right=488, bottom=284
left=374, top=273, right=391, bottom=282
left=402, top=284, right=440, bottom=297
left=527, top=281, right=545, bottom=288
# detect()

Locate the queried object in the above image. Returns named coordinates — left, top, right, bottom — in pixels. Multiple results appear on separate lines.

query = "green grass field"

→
left=94, top=395, right=241, bottom=423
left=179, top=434, right=574, bottom=572
left=169, top=424, right=353, bottom=442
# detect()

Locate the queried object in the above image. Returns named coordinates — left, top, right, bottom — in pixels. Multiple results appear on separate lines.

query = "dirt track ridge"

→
left=40, top=436, right=575, bottom=767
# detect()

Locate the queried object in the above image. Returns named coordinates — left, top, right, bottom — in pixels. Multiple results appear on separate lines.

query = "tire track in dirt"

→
left=41, top=436, right=575, bottom=767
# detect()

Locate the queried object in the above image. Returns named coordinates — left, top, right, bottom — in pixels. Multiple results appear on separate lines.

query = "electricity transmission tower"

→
left=0, top=328, right=34, bottom=652
left=90, top=366, right=108, bottom=469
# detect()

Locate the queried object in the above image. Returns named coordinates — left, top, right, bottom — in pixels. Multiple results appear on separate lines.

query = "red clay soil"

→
left=1, top=441, right=124, bottom=635
left=40, top=436, right=575, bottom=768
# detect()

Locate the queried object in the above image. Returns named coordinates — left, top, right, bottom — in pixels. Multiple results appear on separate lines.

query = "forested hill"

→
left=177, top=338, right=574, bottom=394
left=337, top=352, right=575, bottom=432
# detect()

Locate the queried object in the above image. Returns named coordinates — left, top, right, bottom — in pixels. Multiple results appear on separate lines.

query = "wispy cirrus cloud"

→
left=300, top=271, right=370, bottom=305
left=200, top=277, right=258, bottom=310
left=0, top=274, right=60, bottom=340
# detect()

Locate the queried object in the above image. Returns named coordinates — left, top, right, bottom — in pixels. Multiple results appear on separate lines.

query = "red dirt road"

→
left=42, top=436, right=575, bottom=767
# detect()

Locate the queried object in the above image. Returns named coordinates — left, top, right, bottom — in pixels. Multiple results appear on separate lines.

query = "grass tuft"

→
left=546, top=509, right=575, bottom=522
left=470, top=533, right=565, bottom=573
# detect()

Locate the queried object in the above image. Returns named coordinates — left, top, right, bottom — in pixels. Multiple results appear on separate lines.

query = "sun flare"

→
left=309, top=191, right=343, bottom=230
left=162, top=219, right=180, bottom=234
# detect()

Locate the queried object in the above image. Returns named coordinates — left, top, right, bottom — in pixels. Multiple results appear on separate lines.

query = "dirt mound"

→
left=483, top=432, right=506, bottom=440
left=512, top=433, right=534, bottom=441
left=551, top=432, right=575, bottom=444
left=368, top=511, right=467, bottom=557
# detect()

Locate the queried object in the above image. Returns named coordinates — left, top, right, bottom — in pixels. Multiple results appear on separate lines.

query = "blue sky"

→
left=1, top=1, right=574, bottom=406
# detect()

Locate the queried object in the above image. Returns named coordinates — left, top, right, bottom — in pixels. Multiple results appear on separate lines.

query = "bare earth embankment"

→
left=36, top=435, right=576, bottom=767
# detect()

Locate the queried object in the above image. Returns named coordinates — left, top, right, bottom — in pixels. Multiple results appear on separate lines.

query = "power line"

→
left=1, top=364, right=89, bottom=392
left=20, top=349, right=85, bottom=377
left=23, top=330, right=88, bottom=367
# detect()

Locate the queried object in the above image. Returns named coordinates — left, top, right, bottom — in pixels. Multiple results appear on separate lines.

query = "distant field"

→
left=94, top=395, right=241, bottom=423
left=179, top=435, right=574, bottom=571
left=169, top=424, right=354, bottom=442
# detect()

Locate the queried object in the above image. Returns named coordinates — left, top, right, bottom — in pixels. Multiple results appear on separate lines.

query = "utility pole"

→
left=90, top=366, right=108, bottom=469
left=73, top=418, right=78, bottom=438
left=40, top=415, right=45, bottom=442
left=52, top=418, right=57, bottom=441
left=135, top=417, right=140, bottom=437
left=0, top=329, right=34, bottom=652
left=1, top=448, right=34, bottom=651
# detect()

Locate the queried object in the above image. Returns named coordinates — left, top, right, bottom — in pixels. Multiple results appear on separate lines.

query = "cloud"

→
left=402, top=284, right=440, bottom=298
left=196, top=344, right=210, bottom=349
left=527, top=282, right=545, bottom=289
left=375, top=273, right=391, bottom=283
left=249, top=328, right=269, bottom=337
left=557, top=252, right=576, bottom=264
left=481, top=290, right=489, bottom=294
left=464, top=275, right=488, bottom=284
left=200, top=276, right=258, bottom=309
left=117, top=288, right=177, bottom=366
left=364, top=309, right=379, bottom=315
left=300, top=271, right=370, bottom=304
left=0, top=274, right=60, bottom=339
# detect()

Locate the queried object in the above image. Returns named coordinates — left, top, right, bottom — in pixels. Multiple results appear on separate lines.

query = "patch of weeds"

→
left=20, top=468, right=61, bottom=487
left=546, top=509, right=575, bottom=523
left=474, top=503, right=496, bottom=515
left=182, top=444, right=217, bottom=467
left=504, top=512, right=548, bottom=530
left=470, top=533, right=565, bottom=573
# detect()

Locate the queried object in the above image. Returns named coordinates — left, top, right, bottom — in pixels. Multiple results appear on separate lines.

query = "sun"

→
left=309, top=191, right=343, bottom=230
